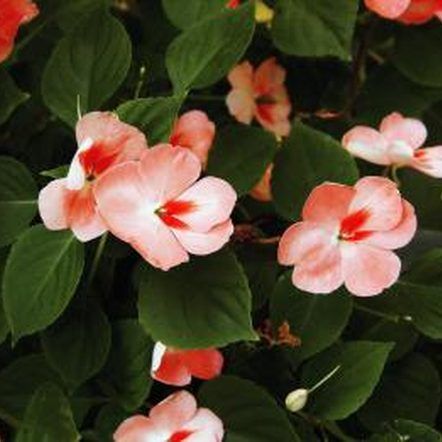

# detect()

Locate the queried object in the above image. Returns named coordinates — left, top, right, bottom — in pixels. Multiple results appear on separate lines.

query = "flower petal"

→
left=411, top=146, right=442, bottom=178
left=170, top=111, right=216, bottom=167
left=379, top=112, right=427, bottom=150
left=174, top=177, right=236, bottom=232
left=398, top=0, right=440, bottom=23
left=172, top=220, right=234, bottom=255
left=227, top=61, right=254, bottom=91
left=342, top=126, right=391, bottom=166
left=249, top=164, right=273, bottom=202
left=38, top=179, right=69, bottom=231
left=302, top=183, right=355, bottom=228
left=114, top=416, right=159, bottom=442
left=255, top=102, right=291, bottom=137
left=364, top=0, right=411, bottom=18
left=253, top=57, right=286, bottom=96
left=181, top=349, right=224, bottom=380
left=183, top=408, right=224, bottom=442
left=226, top=89, right=256, bottom=125
left=363, top=199, right=417, bottom=249
left=151, top=348, right=192, bottom=387
left=341, top=243, right=401, bottom=297
left=349, top=176, right=402, bottom=232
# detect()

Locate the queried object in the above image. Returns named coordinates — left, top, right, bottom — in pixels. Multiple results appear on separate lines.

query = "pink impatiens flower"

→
left=151, top=342, right=224, bottom=386
left=226, top=58, right=292, bottom=138
left=38, top=112, right=147, bottom=241
left=278, top=177, right=417, bottom=297
left=365, top=0, right=442, bottom=24
left=169, top=110, right=216, bottom=167
left=114, top=390, right=224, bottom=442
left=343, top=112, right=442, bottom=178
left=0, top=0, right=39, bottom=63
left=94, top=144, right=237, bottom=271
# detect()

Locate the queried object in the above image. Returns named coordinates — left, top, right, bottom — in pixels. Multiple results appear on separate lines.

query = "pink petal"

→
left=181, top=349, right=224, bottom=380
left=278, top=221, right=337, bottom=266
left=173, top=220, right=234, bottom=255
left=302, top=183, right=355, bottom=229
left=349, top=177, right=402, bottom=232
left=151, top=348, right=192, bottom=387
left=249, top=164, right=273, bottom=202
left=183, top=408, right=224, bottom=442
left=94, top=162, right=189, bottom=270
left=398, top=0, right=440, bottom=23
left=379, top=112, right=427, bottom=150
left=363, top=199, right=417, bottom=250
left=113, top=416, right=159, bottom=442
left=226, top=89, right=256, bottom=125
left=341, top=243, right=401, bottom=297
left=342, top=126, right=391, bottom=166
left=255, top=101, right=292, bottom=137
left=253, top=57, right=286, bottom=96
left=411, top=146, right=442, bottom=178
left=227, top=61, right=254, bottom=91
left=38, top=179, right=69, bottom=231
left=149, top=391, right=198, bottom=435
left=139, top=144, right=202, bottom=204
left=364, top=0, right=411, bottom=18
left=290, top=244, right=343, bottom=294
left=173, top=177, right=237, bottom=232
left=170, top=111, right=216, bottom=167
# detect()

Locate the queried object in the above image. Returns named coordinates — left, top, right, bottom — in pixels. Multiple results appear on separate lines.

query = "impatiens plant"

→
left=1, top=0, right=442, bottom=441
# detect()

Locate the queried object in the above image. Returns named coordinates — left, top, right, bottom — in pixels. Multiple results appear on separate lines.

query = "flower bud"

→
left=285, top=388, right=308, bottom=413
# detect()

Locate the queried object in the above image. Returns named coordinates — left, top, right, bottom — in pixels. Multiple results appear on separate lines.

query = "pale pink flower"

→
left=38, top=112, right=147, bottom=241
left=94, top=144, right=236, bottom=271
left=151, top=342, right=224, bottom=386
left=0, top=0, right=39, bottom=63
left=342, top=112, right=442, bottom=178
left=278, top=177, right=417, bottom=297
left=114, top=390, right=224, bottom=442
left=169, top=110, right=215, bottom=167
left=365, top=0, right=442, bottom=24
left=226, top=58, right=292, bottom=138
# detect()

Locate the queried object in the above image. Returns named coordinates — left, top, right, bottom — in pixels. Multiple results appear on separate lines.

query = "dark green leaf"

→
left=370, top=420, right=442, bottom=442
left=0, top=156, right=38, bottom=247
left=272, top=121, right=359, bottom=220
left=199, top=376, right=301, bottom=442
left=138, top=249, right=257, bottom=348
left=207, top=125, right=278, bottom=196
left=0, top=69, right=29, bottom=124
left=3, top=225, right=84, bottom=341
left=94, top=403, right=130, bottom=442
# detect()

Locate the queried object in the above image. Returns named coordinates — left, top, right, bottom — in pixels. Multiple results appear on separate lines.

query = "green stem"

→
left=354, top=304, right=401, bottom=323
left=391, top=165, right=401, bottom=187
left=86, top=233, right=108, bottom=291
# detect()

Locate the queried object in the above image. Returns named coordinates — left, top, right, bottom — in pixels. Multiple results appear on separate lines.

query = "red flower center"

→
left=169, top=430, right=192, bottom=442
left=157, top=200, right=196, bottom=229
left=339, top=209, right=372, bottom=242
left=78, top=141, right=120, bottom=180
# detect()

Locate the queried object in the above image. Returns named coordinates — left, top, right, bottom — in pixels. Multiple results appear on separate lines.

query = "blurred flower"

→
left=169, top=110, right=216, bottom=168
left=114, top=390, right=224, bottom=442
left=250, top=163, right=273, bottom=202
left=365, top=0, right=442, bottom=24
left=343, top=112, right=442, bottom=178
left=0, top=0, right=39, bottom=63
left=94, top=144, right=236, bottom=271
left=38, top=112, right=147, bottom=241
left=151, top=342, right=224, bottom=386
left=226, top=0, right=274, bottom=25
left=278, top=177, right=417, bottom=296
left=226, top=57, right=291, bottom=138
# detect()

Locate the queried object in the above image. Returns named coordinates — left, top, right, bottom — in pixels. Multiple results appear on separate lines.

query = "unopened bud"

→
left=285, top=388, right=308, bottom=412
left=255, top=1, right=274, bottom=24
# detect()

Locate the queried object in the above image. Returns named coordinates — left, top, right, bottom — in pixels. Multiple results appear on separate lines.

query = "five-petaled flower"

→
left=38, top=112, right=147, bottom=242
left=94, top=144, right=236, bottom=271
left=343, top=112, right=442, bottom=178
left=0, top=0, right=39, bottom=63
left=151, top=342, right=224, bottom=386
left=169, top=110, right=215, bottom=168
left=278, top=177, right=417, bottom=297
left=226, top=57, right=292, bottom=138
left=365, top=0, right=442, bottom=24
left=114, top=390, right=224, bottom=442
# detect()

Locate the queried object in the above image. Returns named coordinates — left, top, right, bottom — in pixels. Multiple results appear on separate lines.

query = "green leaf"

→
left=3, top=225, right=84, bottom=341
left=162, top=0, right=227, bottom=29
left=94, top=403, right=130, bottom=442
left=272, top=121, right=359, bottom=220
left=16, top=383, right=80, bottom=442
left=394, top=27, right=442, bottom=88
left=42, top=8, right=132, bottom=126
left=0, top=156, right=38, bottom=247
left=166, top=2, right=255, bottom=93
left=101, top=320, right=154, bottom=411
left=370, top=420, right=442, bottom=442
left=0, top=354, right=61, bottom=420
left=0, top=69, right=29, bottom=124
left=56, top=0, right=112, bottom=32
left=116, top=96, right=182, bottom=145
left=138, top=249, right=257, bottom=348
left=272, top=0, right=358, bottom=60
left=0, top=248, right=11, bottom=344
left=199, top=376, right=301, bottom=442
left=207, top=125, right=278, bottom=196
left=270, top=272, right=353, bottom=361
left=41, top=301, right=111, bottom=389
left=358, top=354, right=441, bottom=431
left=301, top=341, right=393, bottom=420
